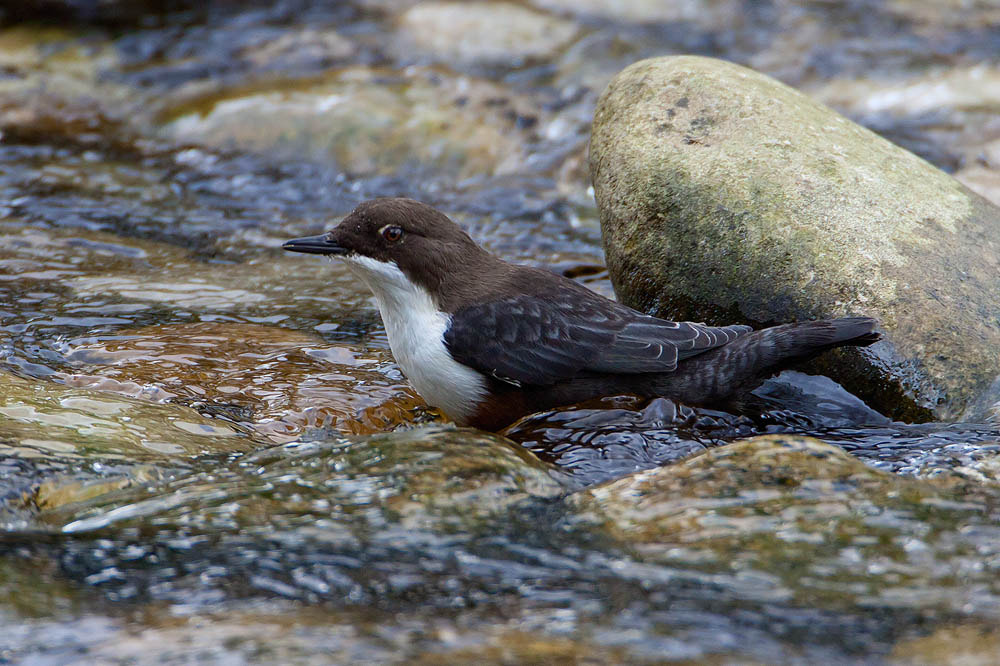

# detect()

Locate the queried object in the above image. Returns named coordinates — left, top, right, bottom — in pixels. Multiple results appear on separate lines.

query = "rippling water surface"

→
left=2, top=1, right=1000, bottom=662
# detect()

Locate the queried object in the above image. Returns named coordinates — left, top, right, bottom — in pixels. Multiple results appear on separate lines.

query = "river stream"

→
left=2, top=1, right=1000, bottom=663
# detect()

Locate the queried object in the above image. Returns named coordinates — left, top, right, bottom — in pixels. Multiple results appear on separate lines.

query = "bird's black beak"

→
left=281, top=234, right=348, bottom=256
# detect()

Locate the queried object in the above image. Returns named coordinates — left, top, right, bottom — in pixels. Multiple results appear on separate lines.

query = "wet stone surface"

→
left=1, top=0, right=1000, bottom=663
left=505, top=377, right=1000, bottom=487
left=6, top=432, right=1000, bottom=663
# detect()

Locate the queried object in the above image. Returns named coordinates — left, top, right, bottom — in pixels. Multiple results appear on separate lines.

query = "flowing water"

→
left=2, top=1, right=1000, bottom=662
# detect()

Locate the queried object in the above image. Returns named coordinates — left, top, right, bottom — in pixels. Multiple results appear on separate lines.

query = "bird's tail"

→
left=652, top=317, right=880, bottom=405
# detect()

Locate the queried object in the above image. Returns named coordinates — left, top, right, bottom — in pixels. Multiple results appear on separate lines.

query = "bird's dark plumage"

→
left=445, top=282, right=750, bottom=386
left=283, top=197, right=881, bottom=431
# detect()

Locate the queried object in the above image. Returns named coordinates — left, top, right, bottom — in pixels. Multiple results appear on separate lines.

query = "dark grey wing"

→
left=591, top=313, right=752, bottom=373
left=444, top=286, right=752, bottom=386
left=444, top=290, right=623, bottom=386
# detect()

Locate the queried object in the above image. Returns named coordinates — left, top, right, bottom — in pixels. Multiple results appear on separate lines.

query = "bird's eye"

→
left=380, top=225, right=403, bottom=243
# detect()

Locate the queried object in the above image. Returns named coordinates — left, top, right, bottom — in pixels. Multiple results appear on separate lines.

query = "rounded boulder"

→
left=590, top=56, right=1000, bottom=421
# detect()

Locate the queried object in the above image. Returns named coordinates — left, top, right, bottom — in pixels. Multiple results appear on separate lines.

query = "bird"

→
left=283, top=197, right=880, bottom=431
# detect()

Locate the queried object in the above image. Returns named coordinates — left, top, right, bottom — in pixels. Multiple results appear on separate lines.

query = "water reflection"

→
left=506, top=373, right=1000, bottom=486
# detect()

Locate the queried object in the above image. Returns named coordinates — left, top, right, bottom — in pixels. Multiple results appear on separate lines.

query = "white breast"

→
left=339, top=255, right=487, bottom=425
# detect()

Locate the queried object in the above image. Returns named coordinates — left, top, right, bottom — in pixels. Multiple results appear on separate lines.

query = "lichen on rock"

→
left=590, top=55, right=1000, bottom=421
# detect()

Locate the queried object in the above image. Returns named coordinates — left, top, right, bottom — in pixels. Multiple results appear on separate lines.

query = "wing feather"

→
left=443, top=284, right=750, bottom=386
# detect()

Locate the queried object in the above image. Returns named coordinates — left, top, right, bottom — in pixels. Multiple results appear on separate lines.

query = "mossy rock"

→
left=590, top=55, right=1000, bottom=422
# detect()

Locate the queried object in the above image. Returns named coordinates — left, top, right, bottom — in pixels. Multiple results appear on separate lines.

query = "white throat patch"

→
left=339, top=254, right=487, bottom=425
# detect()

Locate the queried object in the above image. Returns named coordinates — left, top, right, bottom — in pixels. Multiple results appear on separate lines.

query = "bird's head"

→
left=283, top=197, right=488, bottom=298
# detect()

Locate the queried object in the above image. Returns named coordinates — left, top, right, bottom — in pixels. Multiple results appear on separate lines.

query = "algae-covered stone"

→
left=890, top=624, right=1000, bottom=665
left=162, top=66, right=542, bottom=179
left=575, top=435, right=893, bottom=545
left=47, top=426, right=567, bottom=534
left=58, top=321, right=418, bottom=439
left=590, top=56, right=1000, bottom=422
left=398, top=2, right=578, bottom=67
left=0, top=372, right=254, bottom=460
left=573, top=434, right=1000, bottom=615
left=530, top=0, right=740, bottom=27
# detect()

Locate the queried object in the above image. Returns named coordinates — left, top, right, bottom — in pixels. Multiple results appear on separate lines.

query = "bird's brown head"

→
left=282, top=197, right=492, bottom=299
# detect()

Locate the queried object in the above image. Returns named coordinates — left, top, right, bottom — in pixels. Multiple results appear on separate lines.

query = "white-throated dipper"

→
left=283, top=198, right=879, bottom=430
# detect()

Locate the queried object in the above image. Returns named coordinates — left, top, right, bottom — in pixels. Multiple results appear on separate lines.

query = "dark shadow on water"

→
left=504, top=371, right=1000, bottom=487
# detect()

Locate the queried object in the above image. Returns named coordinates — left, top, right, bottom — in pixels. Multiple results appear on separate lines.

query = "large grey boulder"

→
left=590, top=56, right=1000, bottom=422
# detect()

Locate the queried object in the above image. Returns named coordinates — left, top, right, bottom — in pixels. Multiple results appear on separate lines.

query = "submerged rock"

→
left=890, top=624, right=1000, bottom=665
left=41, top=426, right=567, bottom=534
left=162, top=66, right=544, bottom=180
left=530, top=0, right=741, bottom=26
left=0, top=372, right=253, bottom=461
left=590, top=56, right=1000, bottom=422
left=58, top=321, right=418, bottom=440
left=0, top=221, right=430, bottom=437
left=815, top=64, right=1000, bottom=184
left=573, top=434, right=1000, bottom=616
left=397, top=2, right=578, bottom=68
